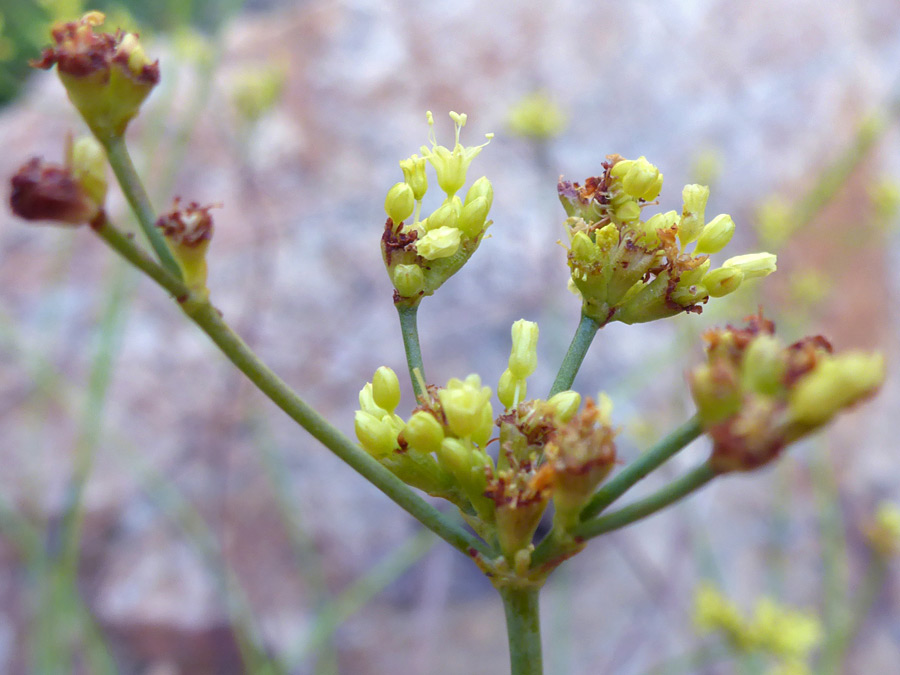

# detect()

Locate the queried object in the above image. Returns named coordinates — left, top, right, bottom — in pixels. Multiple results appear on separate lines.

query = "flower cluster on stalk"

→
left=559, top=155, right=777, bottom=326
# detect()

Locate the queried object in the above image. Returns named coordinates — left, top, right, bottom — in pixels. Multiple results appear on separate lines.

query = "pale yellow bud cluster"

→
left=689, top=312, right=884, bottom=473
left=694, top=584, right=821, bottom=673
left=498, top=320, right=539, bottom=409
left=559, top=156, right=776, bottom=326
left=382, top=112, right=494, bottom=307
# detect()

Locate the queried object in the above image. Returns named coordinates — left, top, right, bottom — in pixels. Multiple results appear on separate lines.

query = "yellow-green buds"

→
left=723, top=252, right=778, bottom=279
left=695, top=214, right=735, bottom=254
left=546, top=391, right=582, bottom=423
left=788, top=351, right=885, bottom=427
left=420, top=111, right=493, bottom=197
left=679, top=184, right=709, bottom=245
left=354, top=411, right=398, bottom=458
left=10, top=135, right=108, bottom=227
left=69, top=135, right=108, bottom=207
left=33, top=12, right=160, bottom=138
left=498, top=320, right=539, bottom=409
left=438, top=374, right=494, bottom=440
left=559, top=157, right=776, bottom=327
left=415, top=226, right=461, bottom=260
left=156, top=200, right=215, bottom=296
left=372, top=366, right=401, bottom=413
left=384, top=182, right=415, bottom=225
left=689, top=312, right=884, bottom=473
left=399, top=154, right=428, bottom=200
left=400, top=411, right=445, bottom=456
left=507, top=90, right=567, bottom=141
left=382, top=112, right=494, bottom=307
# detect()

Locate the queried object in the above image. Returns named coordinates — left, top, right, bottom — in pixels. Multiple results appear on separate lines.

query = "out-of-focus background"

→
left=1, top=0, right=899, bottom=673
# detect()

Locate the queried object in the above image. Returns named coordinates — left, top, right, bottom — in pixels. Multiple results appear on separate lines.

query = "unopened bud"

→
left=401, top=411, right=445, bottom=455
left=457, top=195, right=490, bottom=238
left=546, top=390, right=581, bottom=423
left=740, top=335, right=786, bottom=396
left=372, top=366, right=401, bottom=413
left=392, top=264, right=425, bottom=297
left=425, top=201, right=458, bottom=232
left=508, top=319, right=539, bottom=380
left=723, top=252, right=777, bottom=280
left=354, top=411, right=397, bottom=457
left=69, top=135, right=107, bottom=207
left=497, top=368, right=525, bottom=410
left=464, top=176, right=493, bottom=211
left=615, top=199, right=641, bottom=222
left=789, top=352, right=885, bottom=427
left=702, top=266, right=744, bottom=297
left=438, top=375, right=493, bottom=439
left=399, top=154, right=428, bottom=200
left=679, top=184, right=709, bottom=245
left=695, top=214, right=735, bottom=254
left=416, top=226, right=461, bottom=260
left=384, top=182, right=415, bottom=225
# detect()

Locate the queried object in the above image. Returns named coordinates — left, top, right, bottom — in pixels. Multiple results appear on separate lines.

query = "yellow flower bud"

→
left=695, top=214, right=735, bottom=254
left=464, top=176, right=493, bottom=211
left=640, top=210, right=677, bottom=246
left=723, top=252, right=777, bottom=279
left=384, top=182, right=415, bottom=224
left=358, top=382, right=388, bottom=418
left=619, top=156, right=663, bottom=201
left=740, top=335, right=786, bottom=396
left=497, top=368, right=524, bottom=410
left=546, top=390, right=581, bottom=423
left=702, top=266, right=744, bottom=297
left=570, top=230, right=600, bottom=264
left=472, top=402, right=496, bottom=447
left=399, top=154, right=428, bottom=200
left=457, top=195, right=490, bottom=238
left=425, top=201, right=458, bottom=232
left=401, top=411, right=445, bottom=455
left=508, top=319, right=539, bottom=380
left=69, top=135, right=107, bottom=207
left=679, top=184, right=709, bottom=245
left=372, top=366, right=401, bottom=413
left=416, top=225, right=461, bottom=260
left=615, top=199, right=641, bottom=222
left=392, top=264, right=425, bottom=298
left=354, top=411, right=397, bottom=457
left=788, top=351, right=885, bottom=427
left=438, top=374, right=493, bottom=439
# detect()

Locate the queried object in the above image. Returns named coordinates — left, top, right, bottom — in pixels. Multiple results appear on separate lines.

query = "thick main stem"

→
left=549, top=313, right=600, bottom=397
left=100, top=133, right=183, bottom=278
left=500, top=586, right=543, bottom=675
left=580, top=416, right=703, bottom=520
left=396, top=304, right=426, bottom=400
left=91, top=219, right=492, bottom=561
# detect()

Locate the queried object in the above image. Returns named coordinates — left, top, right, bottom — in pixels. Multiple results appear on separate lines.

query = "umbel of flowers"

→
left=355, top=321, right=617, bottom=567
left=690, top=312, right=885, bottom=473
left=381, top=111, right=494, bottom=308
left=559, top=155, right=777, bottom=326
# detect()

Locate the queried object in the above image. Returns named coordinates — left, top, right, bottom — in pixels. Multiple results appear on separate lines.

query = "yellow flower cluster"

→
left=689, top=312, right=884, bottom=472
left=559, top=155, right=776, bottom=326
left=382, top=112, right=494, bottom=307
left=694, top=584, right=822, bottom=675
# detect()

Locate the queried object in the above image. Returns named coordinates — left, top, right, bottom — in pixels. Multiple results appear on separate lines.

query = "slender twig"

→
left=580, top=416, right=703, bottom=520
left=500, top=586, right=544, bottom=675
left=575, top=462, right=717, bottom=542
left=549, top=313, right=600, bottom=397
left=99, top=133, right=183, bottom=278
left=531, top=462, right=717, bottom=569
left=397, top=304, right=426, bottom=399
left=89, top=216, right=493, bottom=560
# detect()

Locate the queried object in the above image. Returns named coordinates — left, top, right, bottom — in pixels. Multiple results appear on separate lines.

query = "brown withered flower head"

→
left=10, top=158, right=99, bottom=226
left=155, top=200, right=215, bottom=247
left=32, top=12, right=159, bottom=138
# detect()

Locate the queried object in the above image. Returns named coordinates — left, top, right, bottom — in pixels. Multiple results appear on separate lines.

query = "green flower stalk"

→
left=32, top=11, right=159, bottom=140
left=558, top=155, right=777, bottom=326
left=382, top=111, right=494, bottom=308
left=689, top=312, right=885, bottom=473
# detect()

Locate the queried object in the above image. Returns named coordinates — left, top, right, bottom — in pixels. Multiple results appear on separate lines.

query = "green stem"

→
left=397, top=304, right=426, bottom=399
left=531, top=462, right=717, bottom=569
left=579, top=416, right=703, bottom=520
left=549, top=313, right=600, bottom=397
left=99, top=133, right=183, bottom=279
left=90, top=217, right=492, bottom=561
left=575, top=462, right=717, bottom=541
left=500, top=586, right=543, bottom=675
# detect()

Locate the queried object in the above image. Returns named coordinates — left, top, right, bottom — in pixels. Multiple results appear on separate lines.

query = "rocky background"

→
left=1, top=0, right=899, bottom=673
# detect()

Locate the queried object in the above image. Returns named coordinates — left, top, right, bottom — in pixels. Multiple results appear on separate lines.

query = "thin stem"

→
left=579, top=416, right=703, bottom=520
left=99, top=133, right=183, bottom=278
left=90, top=217, right=493, bottom=560
left=500, top=586, right=543, bottom=675
left=530, top=462, right=717, bottom=569
left=575, top=462, right=717, bottom=541
left=397, top=304, right=426, bottom=399
left=549, top=313, right=600, bottom=397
